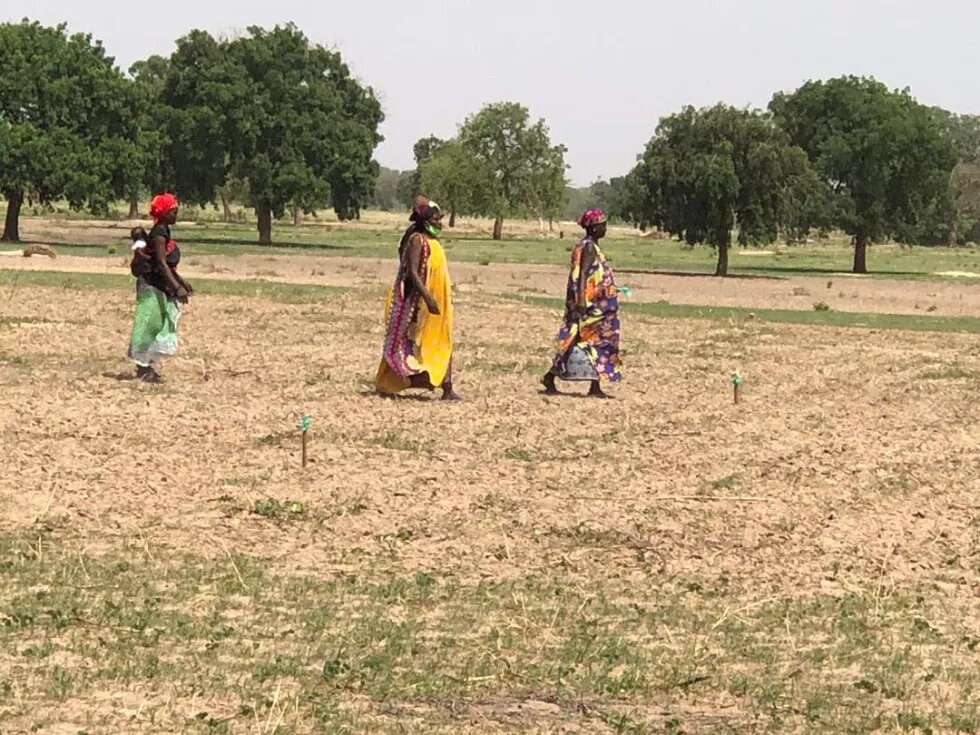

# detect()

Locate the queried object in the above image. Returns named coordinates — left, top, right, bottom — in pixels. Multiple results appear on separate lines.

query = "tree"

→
left=216, top=175, right=251, bottom=222
left=417, top=139, right=491, bottom=227
left=126, top=54, right=171, bottom=218
left=399, top=135, right=445, bottom=209
left=0, top=20, right=139, bottom=241
left=930, top=110, right=980, bottom=245
left=458, top=102, right=567, bottom=240
left=770, top=77, right=956, bottom=272
left=563, top=186, right=590, bottom=221
left=413, top=136, right=445, bottom=168
left=373, top=167, right=404, bottom=211
left=580, top=177, right=628, bottom=221
left=158, top=30, right=232, bottom=209
left=159, top=24, right=384, bottom=244
left=624, top=104, right=821, bottom=276
left=525, top=141, right=568, bottom=228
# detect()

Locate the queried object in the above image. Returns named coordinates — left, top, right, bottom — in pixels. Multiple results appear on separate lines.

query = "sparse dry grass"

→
left=1, top=257, right=980, bottom=733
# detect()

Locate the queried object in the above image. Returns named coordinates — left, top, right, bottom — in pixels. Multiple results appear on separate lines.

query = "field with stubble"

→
left=2, top=222, right=980, bottom=733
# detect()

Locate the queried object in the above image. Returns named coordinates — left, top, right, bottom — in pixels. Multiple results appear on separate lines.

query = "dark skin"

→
left=542, top=221, right=611, bottom=398
left=149, top=207, right=193, bottom=303
left=400, top=212, right=460, bottom=401
left=131, top=227, right=151, bottom=264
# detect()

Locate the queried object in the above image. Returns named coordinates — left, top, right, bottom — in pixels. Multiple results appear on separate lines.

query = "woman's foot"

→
left=541, top=373, right=559, bottom=395
left=588, top=380, right=611, bottom=399
left=136, top=365, right=163, bottom=383
left=441, top=384, right=462, bottom=401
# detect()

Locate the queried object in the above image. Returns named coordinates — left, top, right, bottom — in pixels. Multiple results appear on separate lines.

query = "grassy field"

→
left=4, top=268, right=980, bottom=334
left=3, top=206, right=980, bottom=281
left=2, top=214, right=980, bottom=733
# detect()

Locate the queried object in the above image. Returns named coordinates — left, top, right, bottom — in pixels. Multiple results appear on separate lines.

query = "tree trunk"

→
left=128, top=197, right=139, bottom=219
left=548, top=216, right=554, bottom=232
left=714, top=238, right=730, bottom=277
left=256, top=202, right=273, bottom=245
left=449, top=206, right=456, bottom=228
left=492, top=216, right=503, bottom=241
left=293, top=207, right=302, bottom=227
left=221, top=193, right=232, bottom=223
left=853, top=232, right=868, bottom=274
left=1, top=191, right=23, bottom=243
left=946, top=210, right=958, bottom=247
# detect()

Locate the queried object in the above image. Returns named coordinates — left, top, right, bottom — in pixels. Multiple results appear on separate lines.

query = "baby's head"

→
left=131, top=227, right=149, bottom=253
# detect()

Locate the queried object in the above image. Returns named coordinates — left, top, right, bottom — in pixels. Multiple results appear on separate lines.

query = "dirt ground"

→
left=1, top=255, right=980, bottom=733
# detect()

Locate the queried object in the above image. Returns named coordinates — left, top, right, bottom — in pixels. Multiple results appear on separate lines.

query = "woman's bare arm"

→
left=151, top=236, right=185, bottom=298
left=405, top=234, right=440, bottom=315
left=576, top=241, right=597, bottom=311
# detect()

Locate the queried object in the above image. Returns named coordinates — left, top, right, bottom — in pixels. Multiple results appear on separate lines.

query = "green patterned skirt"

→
left=128, top=277, right=180, bottom=367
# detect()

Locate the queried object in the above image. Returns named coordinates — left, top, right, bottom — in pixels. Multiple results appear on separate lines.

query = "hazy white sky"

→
left=13, top=0, right=980, bottom=185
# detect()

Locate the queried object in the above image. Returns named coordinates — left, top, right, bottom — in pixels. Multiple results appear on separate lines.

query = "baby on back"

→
left=130, top=227, right=151, bottom=276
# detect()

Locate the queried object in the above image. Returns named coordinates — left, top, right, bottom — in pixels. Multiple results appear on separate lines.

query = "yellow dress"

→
left=375, top=236, right=453, bottom=393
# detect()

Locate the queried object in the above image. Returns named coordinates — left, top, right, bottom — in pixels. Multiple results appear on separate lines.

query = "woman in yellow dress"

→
left=376, top=201, right=460, bottom=400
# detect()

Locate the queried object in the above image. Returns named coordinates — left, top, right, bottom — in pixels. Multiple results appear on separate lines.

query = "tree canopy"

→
left=770, top=76, right=956, bottom=272
left=3, top=19, right=978, bottom=268
left=373, top=167, right=408, bottom=212
left=458, top=102, right=567, bottom=239
left=623, top=104, right=821, bottom=276
left=125, top=54, right=171, bottom=217
left=928, top=110, right=980, bottom=245
left=0, top=20, right=139, bottom=241
left=417, top=138, right=492, bottom=228
left=161, top=24, right=384, bottom=244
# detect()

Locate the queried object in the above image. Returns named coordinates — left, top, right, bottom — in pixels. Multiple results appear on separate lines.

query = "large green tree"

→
left=125, top=54, right=171, bottom=218
left=160, top=24, right=384, bottom=244
left=458, top=102, right=567, bottom=240
left=158, top=30, right=230, bottom=209
left=770, top=77, right=956, bottom=272
left=624, top=104, right=821, bottom=276
left=0, top=20, right=139, bottom=241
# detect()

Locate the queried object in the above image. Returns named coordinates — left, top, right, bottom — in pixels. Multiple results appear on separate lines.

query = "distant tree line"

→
left=390, top=78, right=977, bottom=274
left=2, top=20, right=978, bottom=272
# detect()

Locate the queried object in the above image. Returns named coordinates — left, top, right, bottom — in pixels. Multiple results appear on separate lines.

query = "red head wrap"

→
left=149, top=193, right=179, bottom=223
left=578, top=208, right=607, bottom=230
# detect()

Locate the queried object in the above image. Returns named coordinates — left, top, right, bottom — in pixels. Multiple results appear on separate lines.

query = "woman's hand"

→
left=176, top=285, right=189, bottom=304
left=425, top=297, right=441, bottom=316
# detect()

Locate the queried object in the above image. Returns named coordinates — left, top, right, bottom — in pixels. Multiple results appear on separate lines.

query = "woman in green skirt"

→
left=128, top=193, right=192, bottom=383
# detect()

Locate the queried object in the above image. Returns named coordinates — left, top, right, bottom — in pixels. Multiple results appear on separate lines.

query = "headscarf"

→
left=399, top=199, right=441, bottom=259
left=410, top=199, right=441, bottom=225
left=149, top=193, right=179, bottom=224
left=578, top=208, right=607, bottom=231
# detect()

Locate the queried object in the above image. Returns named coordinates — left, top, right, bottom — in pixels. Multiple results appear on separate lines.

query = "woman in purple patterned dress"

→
left=542, top=209, right=622, bottom=398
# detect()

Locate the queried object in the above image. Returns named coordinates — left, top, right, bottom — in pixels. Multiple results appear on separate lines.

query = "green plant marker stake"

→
left=732, top=372, right=743, bottom=404
left=300, top=414, right=312, bottom=467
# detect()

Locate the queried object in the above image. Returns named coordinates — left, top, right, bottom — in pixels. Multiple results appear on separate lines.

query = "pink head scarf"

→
left=578, top=208, right=607, bottom=230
